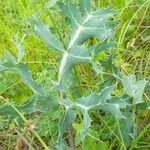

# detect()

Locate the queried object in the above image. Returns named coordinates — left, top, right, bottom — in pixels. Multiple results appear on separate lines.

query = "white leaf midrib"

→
left=58, top=51, right=91, bottom=81
left=58, top=12, right=93, bottom=81
left=68, top=14, right=93, bottom=49
left=58, top=52, right=68, bottom=81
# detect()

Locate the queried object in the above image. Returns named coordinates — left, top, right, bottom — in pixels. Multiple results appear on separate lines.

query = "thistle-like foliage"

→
left=31, top=0, right=116, bottom=82
left=0, top=0, right=148, bottom=149
left=62, top=86, right=127, bottom=141
left=122, top=74, right=147, bottom=104
left=1, top=50, right=44, bottom=95
left=59, top=0, right=115, bottom=47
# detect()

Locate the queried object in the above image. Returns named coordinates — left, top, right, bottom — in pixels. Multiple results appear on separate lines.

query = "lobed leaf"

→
left=0, top=60, right=44, bottom=95
left=30, top=18, right=65, bottom=53
left=58, top=99, right=77, bottom=150
left=0, top=95, right=59, bottom=123
left=59, top=86, right=127, bottom=142
left=58, top=45, right=91, bottom=81
left=122, top=74, right=147, bottom=104
left=76, top=86, right=125, bottom=140
left=59, top=0, right=115, bottom=47
left=31, top=1, right=116, bottom=83
left=15, top=34, right=26, bottom=63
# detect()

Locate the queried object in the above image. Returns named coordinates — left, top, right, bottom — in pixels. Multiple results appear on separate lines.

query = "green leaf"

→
left=14, top=33, right=26, bottom=63
left=122, top=74, right=147, bottom=104
left=79, top=0, right=91, bottom=16
left=59, top=1, right=115, bottom=47
left=0, top=61, right=44, bottom=95
left=91, top=61, right=102, bottom=75
left=119, top=109, right=136, bottom=145
left=57, top=0, right=116, bottom=81
left=0, top=96, right=37, bottom=120
left=58, top=99, right=77, bottom=150
left=31, top=2, right=115, bottom=83
left=1, top=37, right=44, bottom=95
left=0, top=95, right=59, bottom=122
left=0, top=61, right=7, bottom=71
left=120, top=75, right=147, bottom=145
left=17, top=63, right=44, bottom=94
left=4, top=50, right=15, bottom=64
left=109, top=96, right=130, bottom=108
left=58, top=45, right=91, bottom=81
left=63, top=86, right=126, bottom=141
left=58, top=40, right=114, bottom=81
left=76, top=86, right=125, bottom=140
left=5, top=33, right=26, bottom=64
left=58, top=109, right=76, bottom=150
left=90, top=39, right=114, bottom=55
left=30, top=17, right=65, bottom=53
left=59, top=100, right=76, bottom=135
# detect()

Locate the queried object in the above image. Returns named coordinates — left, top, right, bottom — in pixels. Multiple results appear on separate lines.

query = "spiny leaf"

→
left=59, top=0, right=115, bottom=47
left=120, top=75, right=147, bottom=145
left=14, top=33, right=26, bottom=63
left=119, top=108, right=136, bottom=145
left=109, top=96, right=130, bottom=109
left=0, top=95, right=59, bottom=122
left=1, top=51, right=44, bottom=95
left=79, top=0, right=91, bottom=16
left=1, top=36, right=44, bottom=94
left=122, top=74, right=147, bottom=104
left=58, top=99, right=77, bottom=150
left=90, top=39, right=114, bottom=55
left=0, top=96, right=37, bottom=118
left=4, top=50, right=15, bottom=64
left=120, top=117, right=135, bottom=145
left=59, top=99, right=76, bottom=135
left=0, top=61, right=44, bottom=95
left=5, top=32, right=26, bottom=64
left=58, top=45, right=91, bottom=81
left=58, top=0, right=115, bottom=81
left=30, top=17, right=65, bottom=53
left=31, top=2, right=115, bottom=83
left=62, top=86, right=127, bottom=141
left=58, top=40, right=114, bottom=81
left=76, top=86, right=125, bottom=140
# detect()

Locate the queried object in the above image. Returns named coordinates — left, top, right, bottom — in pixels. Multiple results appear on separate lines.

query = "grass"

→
left=0, top=0, right=150, bottom=149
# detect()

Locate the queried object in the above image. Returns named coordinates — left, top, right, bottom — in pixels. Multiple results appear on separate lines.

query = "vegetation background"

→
left=0, top=0, right=150, bottom=149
